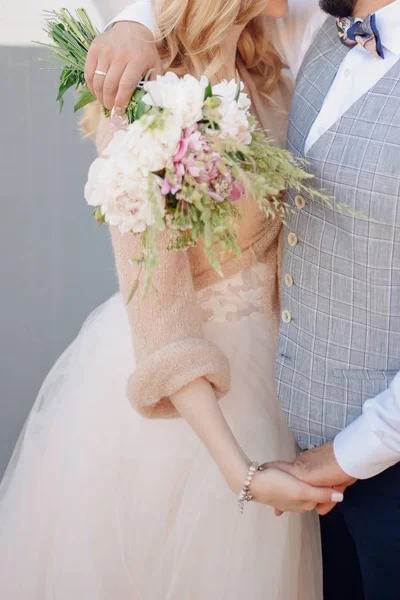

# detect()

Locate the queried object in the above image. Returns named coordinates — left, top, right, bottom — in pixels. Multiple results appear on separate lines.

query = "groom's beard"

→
left=319, top=0, right=358, bottom=17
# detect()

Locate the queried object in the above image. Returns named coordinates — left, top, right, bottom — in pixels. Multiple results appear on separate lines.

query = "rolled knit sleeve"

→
left=110, top=228, right=230, bottom=418
left=95, top=115, right=229, bottom=417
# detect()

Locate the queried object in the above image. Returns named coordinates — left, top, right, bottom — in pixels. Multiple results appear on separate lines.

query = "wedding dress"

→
left=0, top=262, right=322, bottom=599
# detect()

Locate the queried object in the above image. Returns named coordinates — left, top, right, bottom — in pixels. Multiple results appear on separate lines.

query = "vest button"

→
left=288, top=232, right=298, bottom=247
left=282, top=310, right=292, bottom=324
left=285, top=273, right=294, bottom=288
left=294, top=195, right=306, bottom=210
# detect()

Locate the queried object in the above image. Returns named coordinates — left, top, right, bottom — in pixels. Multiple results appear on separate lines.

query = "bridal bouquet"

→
left=40, top=9, right=326, bottom=296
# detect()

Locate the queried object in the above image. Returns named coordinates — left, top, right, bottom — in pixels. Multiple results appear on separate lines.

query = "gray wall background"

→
left=0, top=47, right=117, bottom=477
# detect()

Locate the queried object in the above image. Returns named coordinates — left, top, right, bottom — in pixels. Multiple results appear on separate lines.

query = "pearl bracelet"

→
left=237, top=462, right=261, bottom=514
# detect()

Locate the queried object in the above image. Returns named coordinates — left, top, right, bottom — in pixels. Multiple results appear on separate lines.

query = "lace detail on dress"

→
left=196, top=263, right=265, bottom=324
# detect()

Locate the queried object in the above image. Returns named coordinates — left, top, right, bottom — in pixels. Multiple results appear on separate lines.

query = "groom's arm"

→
left=333, top=373, right=400, bottom=479
left=293, top=373, right=400, bottom=485
left=108, top=0, right=327, bottom=79
left=87, top=0, right=327, bottom=110
left=268, top=373, right=400, bottom=514
left=104, top=1, right=155, bottom=35
left=85, top=1, right=158, bottom=112
left=271, top=373, right=400, bottom=516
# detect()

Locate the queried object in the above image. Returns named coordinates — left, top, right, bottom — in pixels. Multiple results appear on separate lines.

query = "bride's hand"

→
left=250, top=467, right=344, bottom=513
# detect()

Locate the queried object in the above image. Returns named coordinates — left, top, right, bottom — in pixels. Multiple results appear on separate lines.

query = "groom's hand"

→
left=264, top=442, right=357, bottom=516
left=85, top=22, right=161, bottom=112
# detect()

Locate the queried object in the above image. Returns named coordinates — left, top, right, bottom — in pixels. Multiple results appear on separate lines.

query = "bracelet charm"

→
left=237, top=462, right=261, bottom=514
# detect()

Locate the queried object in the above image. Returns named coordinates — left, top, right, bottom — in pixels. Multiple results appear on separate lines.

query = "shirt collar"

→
left=374, top=0, right=400, bottom=55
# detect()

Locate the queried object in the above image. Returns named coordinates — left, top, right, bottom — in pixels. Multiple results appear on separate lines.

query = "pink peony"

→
left=230, top=181, right=245, bottom=202
left=161, top=125, right=235, bottom=203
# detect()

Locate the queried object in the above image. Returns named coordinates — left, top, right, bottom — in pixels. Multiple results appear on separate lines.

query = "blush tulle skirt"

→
left=0, top=266, right=322, bottom=599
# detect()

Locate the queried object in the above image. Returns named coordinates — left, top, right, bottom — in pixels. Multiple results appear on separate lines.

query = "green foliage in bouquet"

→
left=36, top=9, right=98, bottom=112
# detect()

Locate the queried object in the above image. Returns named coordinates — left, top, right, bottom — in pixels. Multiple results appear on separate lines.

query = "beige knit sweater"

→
left=96, top=63, right=293, bottom=419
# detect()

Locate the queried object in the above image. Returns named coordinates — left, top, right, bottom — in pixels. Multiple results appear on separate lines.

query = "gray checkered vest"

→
left=276, top=17, right=400, bottom=450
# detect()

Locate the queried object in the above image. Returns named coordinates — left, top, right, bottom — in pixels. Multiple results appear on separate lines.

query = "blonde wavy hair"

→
left=155, top=0, right=282, bottom=90
left=83, top=0, right=282, bottom=134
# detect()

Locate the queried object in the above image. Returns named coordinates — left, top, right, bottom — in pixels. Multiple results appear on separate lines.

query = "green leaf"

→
left=56, top=76, right=75, bottom=100
left=127, top=279, right=139, bottom=304
left=234, top=72, right=241, bottom=102
left=74, top=85, right=96, bottom=112
left=204, top=82, right=213, bottom=100
left=135, top=100, right=147, bottom=120
left=56, top=81, right=74, bottom=110
left=56, top=67, right=78, bottom=111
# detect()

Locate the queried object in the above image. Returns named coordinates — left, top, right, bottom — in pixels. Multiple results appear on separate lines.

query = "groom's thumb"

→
left=260, top=461, right=294, bottom=474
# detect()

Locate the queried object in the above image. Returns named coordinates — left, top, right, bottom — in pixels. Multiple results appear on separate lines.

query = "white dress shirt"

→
left=108, top=0, right=400, bottom=480
left=105, top=1, right=155, bottom=33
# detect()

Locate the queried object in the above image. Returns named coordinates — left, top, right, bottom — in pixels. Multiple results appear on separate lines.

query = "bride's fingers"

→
left=274, top=509, right=284, bottom=517
left=317, top=482, right=349, bottom=515
left=307, top=485, right=344, bottom=506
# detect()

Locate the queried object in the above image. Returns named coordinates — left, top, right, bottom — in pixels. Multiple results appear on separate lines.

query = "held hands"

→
left=264, top=442, right=357, bottom=516
left=84, top=22, right=161, bottom=113
left=248, top=466, right=344, bottom=514
left=169, top=378, right=346, bottom=516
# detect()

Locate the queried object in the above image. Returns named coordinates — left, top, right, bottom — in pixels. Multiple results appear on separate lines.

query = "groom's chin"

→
left=319, top=0, right=357, bottom=17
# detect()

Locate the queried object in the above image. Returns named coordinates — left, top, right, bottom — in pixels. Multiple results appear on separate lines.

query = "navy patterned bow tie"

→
left=337, top=14, right=384, bottom=59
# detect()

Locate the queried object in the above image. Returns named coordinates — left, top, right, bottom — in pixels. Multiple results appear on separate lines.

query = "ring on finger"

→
left=94, top=69, right=107, bottom=77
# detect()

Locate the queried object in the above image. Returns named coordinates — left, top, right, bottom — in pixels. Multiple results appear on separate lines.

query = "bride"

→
left=0, top=1, right=341, bottom=598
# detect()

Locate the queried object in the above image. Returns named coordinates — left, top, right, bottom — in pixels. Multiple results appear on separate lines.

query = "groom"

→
left=272, top=1, right=400, bottom=598
left=85, top=1, right=400, bottom=598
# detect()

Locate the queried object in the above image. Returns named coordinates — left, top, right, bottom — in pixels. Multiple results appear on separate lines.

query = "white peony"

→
left=84, top=157, right=117, bottom=210
left=143, top=72, right=209, bottom=128
left=124, top=112, right=182, bottom=173
left=103, top=112, right=182, bottom=174
left=215, top=98, right=252, bottom=145
left=103, top=128, right=128, bottom=156
left=104, top=172, right=165, bottom=234
left=212, top=79, right=251, bottom=114
left=85, top=156, right=165, bottom=234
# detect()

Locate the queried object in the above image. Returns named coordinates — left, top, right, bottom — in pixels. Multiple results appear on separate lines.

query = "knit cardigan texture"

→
left=95, top=63, right=292, bottom=418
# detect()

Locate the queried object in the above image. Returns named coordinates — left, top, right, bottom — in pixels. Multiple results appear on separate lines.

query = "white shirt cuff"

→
left=334, top=408, right=399, bottom=480
left=104, top=2, right=155, bottom=35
